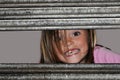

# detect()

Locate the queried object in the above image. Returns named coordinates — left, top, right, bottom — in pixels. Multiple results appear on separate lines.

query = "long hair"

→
left=40, top=30, right=96, bottom=63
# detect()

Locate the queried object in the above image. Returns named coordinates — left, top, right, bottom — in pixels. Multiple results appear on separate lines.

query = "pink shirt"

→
left=94, top=46, right=120, bottom=63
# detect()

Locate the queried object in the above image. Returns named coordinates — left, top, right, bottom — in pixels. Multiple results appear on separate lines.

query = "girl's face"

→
left=53, top=30, right=89, bottom=63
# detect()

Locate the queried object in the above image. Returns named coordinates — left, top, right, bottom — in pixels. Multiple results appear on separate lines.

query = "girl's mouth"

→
left=64, top=48, right=80, bottom=57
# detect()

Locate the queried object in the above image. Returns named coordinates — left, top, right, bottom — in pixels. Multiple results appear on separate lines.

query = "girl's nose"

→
left=66, top=38, right=73, bottom=46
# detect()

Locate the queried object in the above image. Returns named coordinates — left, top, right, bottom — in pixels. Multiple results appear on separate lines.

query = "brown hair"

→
left=40, top=30, right=96, bottom=63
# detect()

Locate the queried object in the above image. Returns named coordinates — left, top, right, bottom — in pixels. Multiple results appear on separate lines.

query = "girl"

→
left=40, top=30, right=120, bottom=63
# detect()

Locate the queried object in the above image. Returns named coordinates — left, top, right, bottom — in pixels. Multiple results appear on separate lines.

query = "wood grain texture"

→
left=0, top=0, right=120, bottom=30
left=0, top=64, right=120, bottom=80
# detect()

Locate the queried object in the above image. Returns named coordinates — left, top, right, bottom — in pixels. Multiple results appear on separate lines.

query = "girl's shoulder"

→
left=94, top=45, right=120, bottom=63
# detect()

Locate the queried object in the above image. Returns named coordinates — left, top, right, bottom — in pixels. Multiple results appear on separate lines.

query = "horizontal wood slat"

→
left=0, top=2, right=120, bottom=7
left=0, top=18, right=120, bottom=27
left=1, top=7, right=120, bottom=15
left=0, top=0, right=120, bottom=3
left=0, top=64, right=120, bottom=80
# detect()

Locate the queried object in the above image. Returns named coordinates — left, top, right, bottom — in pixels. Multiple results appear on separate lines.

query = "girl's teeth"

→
left=65, top=49, right=80, bottom=56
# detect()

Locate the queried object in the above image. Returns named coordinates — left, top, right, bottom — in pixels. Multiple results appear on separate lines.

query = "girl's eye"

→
left=73, top=31, right=81, bottom=37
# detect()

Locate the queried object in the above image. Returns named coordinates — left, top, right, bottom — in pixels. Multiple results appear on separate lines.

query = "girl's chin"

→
left=64, top=58, right=85, bottom=63
left=65, top=60, right=81, bottom=63
left=64, top=55, right=82, bottom=63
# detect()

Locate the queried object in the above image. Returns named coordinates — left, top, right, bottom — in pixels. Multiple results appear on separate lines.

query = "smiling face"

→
left=52, top=30, right=89, bottom=63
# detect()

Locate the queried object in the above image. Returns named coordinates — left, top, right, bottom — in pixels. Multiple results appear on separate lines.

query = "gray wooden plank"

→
left=0, top=25, right=119, bottom=31
left=1, top=18, right=120, bottom=27
left=0, top=74, right=120, bottom=80
left=0, top=64, right=120, bottom=80
left=0, top=2, right=120, bottom=8
left=1, top=14, right=120, bottom=19
left=1, top=7, right=120, bottom=16
left=0, top=0, right=120, bottom=3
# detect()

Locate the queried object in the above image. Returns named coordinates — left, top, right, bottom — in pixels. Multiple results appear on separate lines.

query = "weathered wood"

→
left=1, top=7, right=120, bottom=15
left=0, top=0, right=120, bottom=3
left=0, top=6, right=120, bottom=30
left=0, top=2, right=120, bottom=7
left=0, top=0, right=120, bottom=30
left=0, top=64, right=120, bottom=80
left=0, top=18, right=120, bottom=27
left=1, top=14, right=120, bottom=19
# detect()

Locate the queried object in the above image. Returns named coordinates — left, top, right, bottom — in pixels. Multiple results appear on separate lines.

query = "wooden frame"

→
left=0, top=0, right=120, bottom=79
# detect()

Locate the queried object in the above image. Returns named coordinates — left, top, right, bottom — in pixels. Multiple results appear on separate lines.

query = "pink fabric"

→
left=94, top=46, right=120, bottom=63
